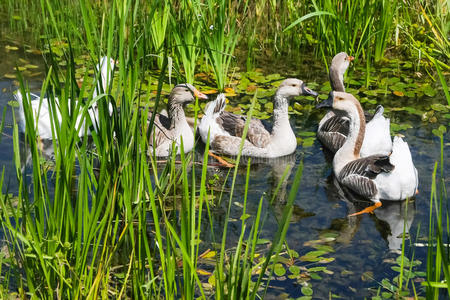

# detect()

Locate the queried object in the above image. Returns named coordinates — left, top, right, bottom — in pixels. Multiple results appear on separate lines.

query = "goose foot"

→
left=348, top=202, right=382, bottom=216
left=208, top=151, right=234, bottom=168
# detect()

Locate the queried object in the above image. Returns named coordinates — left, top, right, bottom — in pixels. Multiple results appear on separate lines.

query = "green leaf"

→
left=298, top=131, right=316, bottom=137
left=381, top=278, right=392, bottom=289
left=302, top=137, right=316, bottom=147
left=301, top=286, right=313, bottom=296
left=274, top=263, right=286, bottom=276
left=308, top=266, right=327, bottom=272
left=423, top=85, right=437, bottom=97
left=288, top=249, right=299, bottom=258
left=431, top=103, right=448, bottom=112
left=381, top=291, right=393, bottom=298
left=256, top=238, right=270, bottom=245
left=312, top=244, right=335, bottom=253
left=289, top=265, right=300, bottom=275
left=391, top=266, right=402, bottom=272
left=284, top=11, right=336, bottom=32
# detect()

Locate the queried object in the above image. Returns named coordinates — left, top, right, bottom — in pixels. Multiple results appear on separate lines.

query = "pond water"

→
left=0, top=40, right=449, bottom=299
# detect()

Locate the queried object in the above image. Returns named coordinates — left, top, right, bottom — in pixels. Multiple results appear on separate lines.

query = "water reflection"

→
left=375, top=200, right=415, bottom=251
left=205, top=153, right=314, bottom=235
left=324, top=174, right=415, bottom=250
left=19, top=135, right=55, bottom=172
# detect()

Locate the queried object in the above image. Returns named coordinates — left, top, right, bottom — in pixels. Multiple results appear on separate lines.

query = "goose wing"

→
left=148, top=112, right=172, bottom=148
left=217, top=112, right=271, bottom=148
left=339, top=155, right=394, bottom=199
left=318, top=115, right=349, bottom=152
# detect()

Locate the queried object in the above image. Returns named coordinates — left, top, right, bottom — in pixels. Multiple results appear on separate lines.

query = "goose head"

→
left=317, top=91, right=362, bottom=119
left=329, top=52, right=354, bottom=92
left=276, top=78, right=318, bottom=99
left=169, top=83, right=208, bottom=106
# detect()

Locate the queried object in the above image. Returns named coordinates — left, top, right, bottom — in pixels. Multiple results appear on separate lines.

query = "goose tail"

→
left=199, top=93, right=226, bottom=144
left=374, top=105, right=384, bottom=117
left=205, top=93, right=226, bottom=116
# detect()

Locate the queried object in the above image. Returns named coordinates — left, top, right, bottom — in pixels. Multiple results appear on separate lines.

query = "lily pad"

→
left=302, top=137, right=315, bottom=148
left=390, top=123, right=413, bottom=133
left=393, top=91, right=404, bottom=97
left=430, top=103, right=448, bottom=112
left=289, top=265, right=300, bottom=275
left=301, top=286, right=313, bottom=296
left=24, top=64, right=39, bottom=69
left=274, top=263, right=286, bottom=276
left=298, top=131, right=316, bottom=137
left=422, top=84, right=437, bottom=97
left=265, top=73, right=281, bottom=81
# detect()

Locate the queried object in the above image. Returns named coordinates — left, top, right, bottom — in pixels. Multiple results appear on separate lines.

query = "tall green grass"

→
left=0, top=0, right=304, bottom=298
left=170, top=0, right=203, bottom=84
left=424, top=132, right=450, bottom=298
left=196, top=0, right=240, bottom=91
left=2, top=0, right=448, bottom=80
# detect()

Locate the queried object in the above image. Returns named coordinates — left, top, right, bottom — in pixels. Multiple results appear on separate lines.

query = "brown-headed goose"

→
left=317, top=91, right=418, bottom=215
left=15, top=56, right=116, bottom=139
left=317, top=52, right=392, bottom=157
left=199, top=78, right=318, bottom=158
left=147, top=83, right=207, bottom=157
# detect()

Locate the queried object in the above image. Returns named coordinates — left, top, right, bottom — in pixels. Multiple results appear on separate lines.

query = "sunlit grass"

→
left=0, top=1, right=306, bottom=298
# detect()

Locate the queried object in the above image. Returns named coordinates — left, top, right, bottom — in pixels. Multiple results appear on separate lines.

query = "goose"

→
left=199, top=78, right=318, bottom=158
left=317, top=52, right=392, bottom=156
left=317, top=91, right=418, bottom=215
left=147, top=83, right=208, bottom=157
left=15, top=56, right=116, bottom=139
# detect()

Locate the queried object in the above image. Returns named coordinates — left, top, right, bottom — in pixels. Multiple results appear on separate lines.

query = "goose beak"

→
left=348, top=56, right=354, bottom=62
left=301, top=83, right=318, bottom=97
left=194, top=89, right=208, bottom=100
left=316, top=91, right=334, bottom=109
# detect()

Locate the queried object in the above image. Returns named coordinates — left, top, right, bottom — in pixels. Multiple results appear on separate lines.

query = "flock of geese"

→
left=14, top=53, right=419, bottom=216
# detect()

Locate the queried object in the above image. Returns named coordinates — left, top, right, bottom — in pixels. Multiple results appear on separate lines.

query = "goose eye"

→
left=337, top=97, right=344, bottom=101
left=291, top=84, right=296, bottom=87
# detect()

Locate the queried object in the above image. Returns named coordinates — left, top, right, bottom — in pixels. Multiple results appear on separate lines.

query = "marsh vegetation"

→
left=0, top=0, right=448, bottom=298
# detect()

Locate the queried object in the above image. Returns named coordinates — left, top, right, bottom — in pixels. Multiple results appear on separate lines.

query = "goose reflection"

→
left=206, top=153, right=314, bottom=223
left=374, top=199, right=415, bottom=251
left=325, top=174, right=415, bottom=251
left=19, top=134, right=56, bottom=173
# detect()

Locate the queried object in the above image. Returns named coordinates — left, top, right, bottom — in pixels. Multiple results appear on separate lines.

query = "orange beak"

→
left=194, top=89, right=208, bottom=100
left=348, top=56, right=354, bottom=62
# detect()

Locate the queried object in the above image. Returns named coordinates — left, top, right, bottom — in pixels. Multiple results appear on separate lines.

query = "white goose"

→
left=147, top=83, right=208, bottom=157
left=15, top=56, right=115, bottom=139
left=317, top=91, right=418, bottom=215
left=199, top=78, right=318, bottom=158
left=317, top=52, right=392, bottom=157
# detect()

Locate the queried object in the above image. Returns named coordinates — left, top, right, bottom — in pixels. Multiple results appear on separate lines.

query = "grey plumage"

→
left=338, top=155, right=394, bottom=199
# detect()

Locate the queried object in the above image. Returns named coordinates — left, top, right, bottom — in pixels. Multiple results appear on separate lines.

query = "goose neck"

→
left=93, top=63, right=112, bottom=98
left=329, top=68, right=345, bottom=92
left=272, top=93, right=291, bottom=134
left=168, top=102, right=186, bottom=129
left=337, top=101, right=366, bottom=159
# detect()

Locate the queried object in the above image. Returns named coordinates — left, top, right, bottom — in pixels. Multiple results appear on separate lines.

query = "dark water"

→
left=1, top=47, right=449, bottom=299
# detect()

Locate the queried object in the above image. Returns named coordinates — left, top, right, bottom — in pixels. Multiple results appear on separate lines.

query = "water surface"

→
left=0, top=43, right=449, bottom=299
